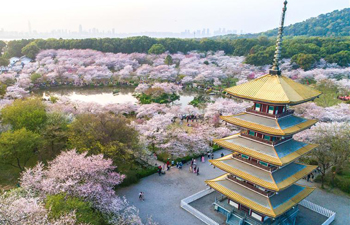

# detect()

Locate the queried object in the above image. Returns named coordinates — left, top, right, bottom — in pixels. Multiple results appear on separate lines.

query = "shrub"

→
left=45, top=193, right=105, bottom=225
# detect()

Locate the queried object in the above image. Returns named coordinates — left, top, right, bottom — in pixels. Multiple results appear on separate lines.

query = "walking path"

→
left=117, top=149, right=350, bottom=225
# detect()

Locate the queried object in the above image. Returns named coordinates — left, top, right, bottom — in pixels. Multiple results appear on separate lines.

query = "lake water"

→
left=33, top=86, right=200, bottom=107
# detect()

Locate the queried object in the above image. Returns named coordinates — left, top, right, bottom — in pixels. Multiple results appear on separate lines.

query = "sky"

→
left=0, top=0, right=349, bottom=34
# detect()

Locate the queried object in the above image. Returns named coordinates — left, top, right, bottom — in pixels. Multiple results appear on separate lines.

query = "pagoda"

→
left=205, top=1, right=321, bottom=224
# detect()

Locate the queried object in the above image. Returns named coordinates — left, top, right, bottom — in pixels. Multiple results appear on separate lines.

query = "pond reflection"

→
left=33, top=87, right=205, bottom=107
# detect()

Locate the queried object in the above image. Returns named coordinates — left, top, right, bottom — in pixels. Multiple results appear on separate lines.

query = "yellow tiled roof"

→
left=221, top=114, right=317, bottom=136
left=225, top=74, right=321, bottom=105
left=214, top=135, right=318, bottom=166
left=205, top=174, right=315, bottom=218
left=209, top=155, right=317, bottom=191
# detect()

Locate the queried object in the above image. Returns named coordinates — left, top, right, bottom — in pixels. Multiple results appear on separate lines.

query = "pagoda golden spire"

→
left=270, top=0, right=288, bottom=75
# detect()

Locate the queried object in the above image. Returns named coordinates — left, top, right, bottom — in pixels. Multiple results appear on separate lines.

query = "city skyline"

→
left=0, top=0, right=348, bottom=39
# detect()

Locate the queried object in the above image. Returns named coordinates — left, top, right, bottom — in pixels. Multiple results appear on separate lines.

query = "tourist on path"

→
left=158, top=166, right=162, bottom=176
left=201, top=155, right=205, bottom=163
left=197, top=167, right=199, bottom=176
left=139, top=192, right=144, bottom=201
left=166, top=160, right=170, bottom=171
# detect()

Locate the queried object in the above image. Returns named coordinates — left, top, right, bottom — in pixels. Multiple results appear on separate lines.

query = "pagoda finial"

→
left=270, top=0, right=288, bottom=76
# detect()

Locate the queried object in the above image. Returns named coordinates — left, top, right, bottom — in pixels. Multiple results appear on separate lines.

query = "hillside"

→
left=215, top=8, right=350, bottom=39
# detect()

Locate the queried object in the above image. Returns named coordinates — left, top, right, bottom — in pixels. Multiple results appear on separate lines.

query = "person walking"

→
left=196, top=167, right=199, bottom=176
left=211, top=153, right=214, bottom=160
left=158, top=165, right=162, bottom=176
left=207, top=152, right=211, bottom=159
left=201, top=155, right=205, bottom=163
left=139, top=192, right=144, bottom=201
left=221, top=152, right=224, bottom=158
left=166, top=160, right=170, bottom=170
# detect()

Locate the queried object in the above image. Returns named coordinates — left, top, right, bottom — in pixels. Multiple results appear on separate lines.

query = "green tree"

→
left=0, top=128, right=41, bottom=171
left=325, top=51, right=350, bottom=67
left=0, top=57, right=9, bottom=66
left=68, top=113, right=139, bottom=165
left=6, top=39, right=32, bottom=57
left=21, top=42, right=40, bottom=59
left=291, top=53, right=316, bottom=70
left=0, top=82, right=6, bottom=97
left=30, top=73, right=42, bottom=83
left=45, top=194, right=105, bottom=225
left=148, top=44, right=166, bottom=54
left=0, top=40, right=6, bottom=54
left=1, top=98, right=47, bottom=132
left=164, top=55, right=173, bottom=65
left=40, top=112, right=69, bottom=160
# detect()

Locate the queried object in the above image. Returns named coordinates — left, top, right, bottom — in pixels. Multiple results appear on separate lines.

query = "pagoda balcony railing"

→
left=227, top=175, right=275, bottom=197
left=231, top=153, right=277, bottom=172
left=240, top=131, right=292, bottom=146
left=246, top=107, right=294, bottom=118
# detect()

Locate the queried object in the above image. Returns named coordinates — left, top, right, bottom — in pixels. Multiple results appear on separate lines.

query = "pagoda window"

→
left=271, top=136, right=277, bottom=141
left=268, top=106, right=274, bottom=114
left=236, top=177, right=244, bottom=182
left=251, top=211, right=264, bottom=222
left=241, top=154, right=249, bottom=160
left=257, top=186, right=266, bottom=192
left=248, top=131, right=255, bottom=136
left=263, top=135, right=271, bottom=141
left=259, top=161, right=269, bottom=167
left=274, top=107, right=279, bottom=115
left=257, top=133, right=263, bottom=138
left=255, top=103, right=261, bottom=111
left=278, top=106, right=285, bottom=114
left=229, top=200, right=239, bottom=209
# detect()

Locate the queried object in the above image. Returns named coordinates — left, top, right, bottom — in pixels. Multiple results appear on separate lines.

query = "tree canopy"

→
left=148, top=44, right=166, bottom=54
left=68, top=113, right=139, bottom=165
left=1, top=98, right=47, bottom=132
left=0, top=128, right=41, bottom=170
left=21, top=42, right=40, bottom=59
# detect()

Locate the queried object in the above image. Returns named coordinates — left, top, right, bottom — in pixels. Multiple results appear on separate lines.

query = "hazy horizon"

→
left=0, top=0, right=349, bottom=35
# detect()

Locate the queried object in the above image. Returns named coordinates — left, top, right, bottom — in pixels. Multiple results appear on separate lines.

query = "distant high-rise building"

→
left=207, top=28, right=210, bottom=35
left=79, top=24, right=83, bottom=34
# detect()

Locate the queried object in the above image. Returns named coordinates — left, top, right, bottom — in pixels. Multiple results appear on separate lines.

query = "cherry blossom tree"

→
left=0, top=190, right=79, bottom=225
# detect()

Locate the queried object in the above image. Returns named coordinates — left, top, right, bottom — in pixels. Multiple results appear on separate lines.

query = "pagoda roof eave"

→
left=224, top=74, right=322, bottom=105
left=225, top=89, right=321, bottom=106
left=220, top=113, right=317, bottom=136
left=214, top=134, right=319, bottom=166
left=209, top=155, right=317, bottom=191
left=205, top=173, right=315, bottom=218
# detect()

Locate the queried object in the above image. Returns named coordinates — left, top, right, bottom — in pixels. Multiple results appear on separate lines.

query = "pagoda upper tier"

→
left=221, top=113, right=317, bottom=136
left=225, top=74, right=321, bottom=105
left=214, top=134, right=318, bottom=166
left=210, top=154, right=317, bottom=191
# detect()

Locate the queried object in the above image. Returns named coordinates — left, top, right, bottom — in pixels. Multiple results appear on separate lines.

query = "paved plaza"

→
left=117, top=149, right=350, bottom=225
